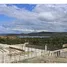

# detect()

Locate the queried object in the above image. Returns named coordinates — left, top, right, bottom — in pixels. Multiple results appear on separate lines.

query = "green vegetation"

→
left=0, top=36, right=67, bottom=50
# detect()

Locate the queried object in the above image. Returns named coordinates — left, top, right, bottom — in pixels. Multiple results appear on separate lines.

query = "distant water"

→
left=18, top=36, right=50, bottom=38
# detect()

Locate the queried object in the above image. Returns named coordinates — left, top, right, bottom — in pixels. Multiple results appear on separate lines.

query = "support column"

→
left=45, top=44, right=47, bottom=52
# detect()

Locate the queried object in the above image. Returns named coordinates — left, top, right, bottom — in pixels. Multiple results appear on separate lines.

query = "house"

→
left=63, top=44, right=67, bottom=48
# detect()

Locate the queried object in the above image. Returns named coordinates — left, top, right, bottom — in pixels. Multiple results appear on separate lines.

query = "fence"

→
left=0, top=47, right=50, bottom=63
left=0, top=46, right=67, bottom=63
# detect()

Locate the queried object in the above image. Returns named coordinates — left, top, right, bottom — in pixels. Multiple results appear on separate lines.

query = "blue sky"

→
left=0, top=4, right=36, bottom=24
left=0, top=4, right=67, bottom=34
left=7, top=4, right=36, bottom=11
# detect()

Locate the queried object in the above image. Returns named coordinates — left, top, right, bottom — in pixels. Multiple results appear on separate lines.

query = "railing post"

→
left=9, top=48, right=11, bottom=63
left=2, top=51, right=4, bottom=63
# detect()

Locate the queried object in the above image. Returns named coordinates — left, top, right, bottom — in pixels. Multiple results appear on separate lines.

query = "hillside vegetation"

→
left=0, top=35, right=67, bottom=50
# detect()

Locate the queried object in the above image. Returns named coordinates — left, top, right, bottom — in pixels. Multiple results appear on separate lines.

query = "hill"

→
left=0, top=32, right=67, bottom=37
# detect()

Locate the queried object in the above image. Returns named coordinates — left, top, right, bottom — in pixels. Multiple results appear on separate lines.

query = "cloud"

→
left=34, top=4, right=67, bottom=32
left=0, top=25, right=15, bottom=34
left=0, top=4, right=67, bottom=33
left=0, top=4, right=37, bottom=20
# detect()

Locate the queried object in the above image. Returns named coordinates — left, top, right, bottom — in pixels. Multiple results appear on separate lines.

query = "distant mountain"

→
left=26, top=32, right=67, bottom=37
left=26, top=32, right=67, bottom=36
left=0, top=32, right=67, bottom=37
left=27, top=32, right=53, bottom=36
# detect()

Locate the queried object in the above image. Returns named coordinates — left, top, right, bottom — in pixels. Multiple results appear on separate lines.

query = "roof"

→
left=63, top=44, right=67, bottom=47
left=26, top=44, right=45, bottom=50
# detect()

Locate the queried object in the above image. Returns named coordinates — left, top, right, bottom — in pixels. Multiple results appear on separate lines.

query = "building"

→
left=63, top=44, right=67, bottom=48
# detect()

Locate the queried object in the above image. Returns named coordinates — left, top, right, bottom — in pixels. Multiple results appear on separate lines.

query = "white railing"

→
left=0, top=48, right=49, bottom=63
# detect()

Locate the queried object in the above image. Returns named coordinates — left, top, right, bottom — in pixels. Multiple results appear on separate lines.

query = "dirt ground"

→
left=18, top=55, right=67, bottom=63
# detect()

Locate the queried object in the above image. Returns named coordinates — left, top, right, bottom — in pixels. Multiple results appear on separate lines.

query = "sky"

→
left=0, top=4, right=67, bottom=34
